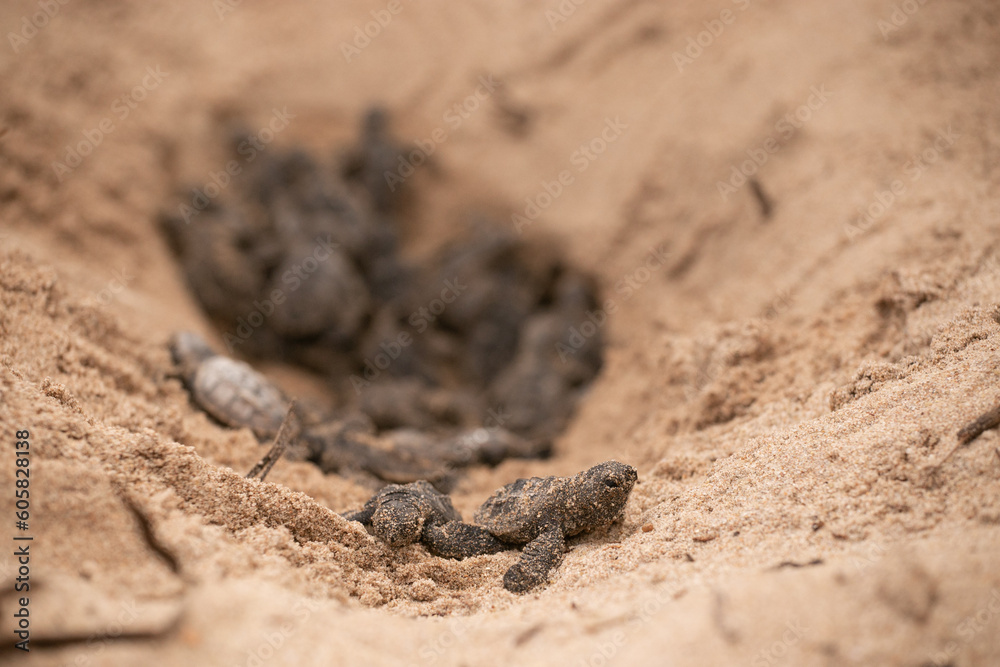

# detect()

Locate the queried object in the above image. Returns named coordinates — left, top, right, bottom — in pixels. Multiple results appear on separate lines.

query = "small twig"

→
left=247, top=401, right=299, bottom=481
left=749, top=177, right=774, bottom=219
left=772, top=558, right=824, bottom=570
left=957, top=401, right=1000, bottom=445
left=931, top=401, right=1000, bottom=470
left=935, top=440, right=963, bottom=468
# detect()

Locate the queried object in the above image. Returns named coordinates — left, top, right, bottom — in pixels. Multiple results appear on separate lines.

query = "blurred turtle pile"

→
left=160, top=109, right=604, bottom=485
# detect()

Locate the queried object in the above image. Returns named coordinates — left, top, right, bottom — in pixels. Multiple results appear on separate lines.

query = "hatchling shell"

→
left=474, top=476, right=557, bottom=540
left=474, top=461, right=638, bottom=543
left=191, top=355, right=288, bottom=439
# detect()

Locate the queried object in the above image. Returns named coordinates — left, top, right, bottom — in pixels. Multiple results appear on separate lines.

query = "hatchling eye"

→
left=604, top=478, right=619, bottom=488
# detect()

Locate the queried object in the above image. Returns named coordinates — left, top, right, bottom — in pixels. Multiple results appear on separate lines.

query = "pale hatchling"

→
left=170, top=331, right=288, bottom=440
left=170, top=332, right=544, bottom=482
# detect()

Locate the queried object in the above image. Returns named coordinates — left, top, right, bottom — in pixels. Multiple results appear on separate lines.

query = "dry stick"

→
left=247, top=401, right=299, bottom=481
left=956, top=402, right=1000, bottom=445
left=749, top=177, right=774, bottom=219
left=937, top=400, right=1000, bottom=467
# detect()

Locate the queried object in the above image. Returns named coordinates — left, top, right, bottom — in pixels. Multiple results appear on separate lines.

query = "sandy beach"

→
left=2, top=1, right=1000, bottom=665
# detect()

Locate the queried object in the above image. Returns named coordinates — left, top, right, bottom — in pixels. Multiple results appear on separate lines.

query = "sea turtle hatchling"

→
left=346, top=461, right=637, bottom=593
left=343, top=480, right=507, bottom=558
left=170, top=331, right=289, bottom=440
left=474, top=460, right=637, bottom=592
left=169, top=331, right=547, bottom=482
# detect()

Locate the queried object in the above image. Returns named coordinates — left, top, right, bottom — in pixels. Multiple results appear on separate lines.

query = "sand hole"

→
left=159, top=110, right=605, bottom=480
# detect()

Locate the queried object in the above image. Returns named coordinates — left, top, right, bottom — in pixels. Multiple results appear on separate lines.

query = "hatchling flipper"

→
left=423, top=521, right=508, bottom=560
left=342, top=496, right=377, bottom=525
left=502, top=524, right=566, bottom=593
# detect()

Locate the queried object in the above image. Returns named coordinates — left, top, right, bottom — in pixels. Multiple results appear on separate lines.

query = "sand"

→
left=2, top=0, right=1000, bottom=665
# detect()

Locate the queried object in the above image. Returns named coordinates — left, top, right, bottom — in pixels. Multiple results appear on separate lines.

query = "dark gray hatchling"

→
left=347, top=461, right=638, bottom=593
left=343, top=481, right=507, bottom=559
left=475, top=461, right=637, bottom=593
left=170, top=331, right=289, bottom=440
